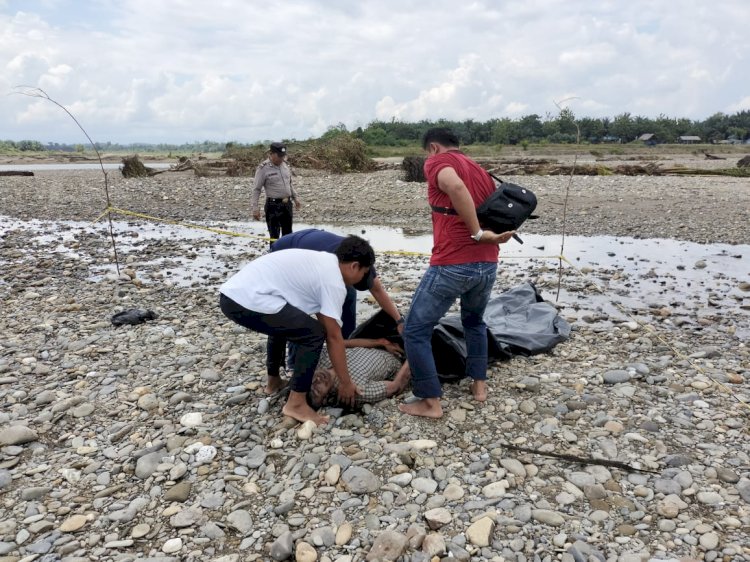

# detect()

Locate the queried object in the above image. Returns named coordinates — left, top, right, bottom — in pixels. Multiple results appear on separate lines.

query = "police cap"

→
left=270, top=142, right=287, bottom=155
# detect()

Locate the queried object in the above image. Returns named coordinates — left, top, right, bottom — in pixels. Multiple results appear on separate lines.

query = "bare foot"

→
left=470, top=379, right=487, bottom=402
left=398, top=398, right=443, bottom=418
left=265, top=375, right=286, bottom=394
left=282, top=402, right=330, bottom=425
left=386, top=373, right=410, bottom=397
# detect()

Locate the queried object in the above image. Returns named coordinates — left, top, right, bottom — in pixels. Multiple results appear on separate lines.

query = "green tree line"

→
left=351, top=110, right=750, bottom=146
left=2, top=110, right=749, bottom=152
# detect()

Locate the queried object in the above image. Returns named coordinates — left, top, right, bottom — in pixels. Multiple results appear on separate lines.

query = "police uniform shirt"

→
left=251, top=159, right=296, bottom=212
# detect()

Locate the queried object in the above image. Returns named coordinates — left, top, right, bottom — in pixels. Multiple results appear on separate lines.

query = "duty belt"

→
left=267, top=197, right=290, bottom=203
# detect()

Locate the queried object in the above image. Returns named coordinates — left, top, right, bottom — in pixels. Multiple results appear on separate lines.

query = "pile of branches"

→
left=293, top=134, right=375, bottom=174
left=121, top=155, right=159, bottom=177
left=401, top=156, right=426, bottom=182
left=486, top=161, right=750, bottom=177
left=214, top=134, right=375, bottom=176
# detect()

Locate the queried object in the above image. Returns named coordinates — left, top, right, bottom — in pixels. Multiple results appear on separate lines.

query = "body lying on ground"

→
left=308, top=338, right=410, bottom=408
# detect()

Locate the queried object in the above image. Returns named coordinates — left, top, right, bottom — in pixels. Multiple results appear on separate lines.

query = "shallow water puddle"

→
left=2, top=216, right=748, bottom=337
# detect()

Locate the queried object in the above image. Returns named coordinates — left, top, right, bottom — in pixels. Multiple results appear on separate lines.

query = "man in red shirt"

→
left=400, top=128, right=515, bottom=418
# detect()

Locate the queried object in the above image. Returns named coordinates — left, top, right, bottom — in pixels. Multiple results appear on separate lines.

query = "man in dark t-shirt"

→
left=271, top=229, right=404, bottom=338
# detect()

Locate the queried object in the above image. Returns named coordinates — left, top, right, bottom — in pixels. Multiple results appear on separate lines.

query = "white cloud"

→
left=0, top=0, right=748, bottom=143
left=726, top=96, right=750, bottom=114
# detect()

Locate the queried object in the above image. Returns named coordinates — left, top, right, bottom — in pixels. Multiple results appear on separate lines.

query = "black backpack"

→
left=431, top=171, right=538, bottom=243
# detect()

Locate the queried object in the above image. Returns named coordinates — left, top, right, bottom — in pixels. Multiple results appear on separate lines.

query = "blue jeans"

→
left=403, top=262, right=497, bottom=399
left=341, top=286, right=357, bottom=339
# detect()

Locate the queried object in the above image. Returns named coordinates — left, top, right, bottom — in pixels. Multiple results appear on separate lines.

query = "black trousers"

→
left=219, top=294, right=325, bottom=393
left=264, top=199, right=293, bottom=243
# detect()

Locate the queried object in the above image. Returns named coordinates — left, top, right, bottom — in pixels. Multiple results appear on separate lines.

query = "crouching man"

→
left=219, top=235, right=375, bottom=425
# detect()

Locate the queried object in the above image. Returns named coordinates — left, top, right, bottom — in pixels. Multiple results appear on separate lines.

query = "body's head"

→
left=422, top=127, right=460, bottom=156
left=335, top=235, right=375, bottom=286
left=269, top=142, right=287, bottom=166
left=309, top=367, right=336, bottom=408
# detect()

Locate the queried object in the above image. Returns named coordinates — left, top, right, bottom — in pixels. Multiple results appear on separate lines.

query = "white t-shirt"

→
left=220, top=249, right=346, bottom=325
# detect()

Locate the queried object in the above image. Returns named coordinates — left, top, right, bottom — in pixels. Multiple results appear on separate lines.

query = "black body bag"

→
left=431, top=172, right=538, bottom=243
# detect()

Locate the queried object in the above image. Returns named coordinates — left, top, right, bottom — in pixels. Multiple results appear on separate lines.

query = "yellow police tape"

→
left=93, top=205, right=748, bottom=413
left=96, top=206, right=270, bottom=240
left=95, top=206, right=572, bottom=261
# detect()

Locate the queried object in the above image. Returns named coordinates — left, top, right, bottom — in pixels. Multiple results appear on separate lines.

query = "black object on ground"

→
left=350, top=282, right=570, bottom=383
left=111, top=308, right=158, bottom=326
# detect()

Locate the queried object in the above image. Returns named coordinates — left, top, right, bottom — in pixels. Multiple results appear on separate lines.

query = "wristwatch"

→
left=396, top=315, right=405, bottom=325
left=471, top=229, right=484, bottom=242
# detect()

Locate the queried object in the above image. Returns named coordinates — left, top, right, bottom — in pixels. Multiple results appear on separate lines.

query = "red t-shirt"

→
left=424, top=150, right=500, bottom=266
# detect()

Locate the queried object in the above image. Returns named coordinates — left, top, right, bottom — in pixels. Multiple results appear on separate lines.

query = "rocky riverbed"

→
left=0, top=164, right=749, bottom=562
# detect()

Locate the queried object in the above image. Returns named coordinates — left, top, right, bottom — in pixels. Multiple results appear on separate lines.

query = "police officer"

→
left=251, top=142, right=301, bottom=243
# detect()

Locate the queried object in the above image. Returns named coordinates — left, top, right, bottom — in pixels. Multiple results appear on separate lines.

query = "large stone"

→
left=270, top=530, right=294, bottom=561
left=244, top=445, right=267, bottom=469
left=0, top=425, right=38, bottom=446
left=59, top=514, right=90, bottom=533
left=603, top=370, right=630, bottom=384
left=424, top=507, right=451, bottom=530
left=696, top=491, right=723, bottom=505
left=341, top=466, right=380, bottom=494
left=466, top=517, right=494, bottom=547
left=532, top=509, right=565, bottom=526
left=365, top=530, right=408, bottom=561
left=162, top=537, right=182, bottom=553
left=422, top=533, right=446, bottom=557
left=481, top=481, right=507, bottom=498
left=736, top=478, right=750, bottom=504
left=500, top=458, right=527, bottom=477
left=164, top=481, right=192, bottom=502
left=226, top=509, right=253, bottom=535
left=411, top=477, right=438, bottom=494
left=700, top=532, right=719, bottom=550
left=325, top=464, right=341, bottom=485
left=135, top=450, right=165, bottom=479
left=296, top=542, right=317, bottom=562
left=335, top=522, right=353, bottom=546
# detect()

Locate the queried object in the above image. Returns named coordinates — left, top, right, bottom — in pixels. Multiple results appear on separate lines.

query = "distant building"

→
left=637, top=133, right=657, bottom=146
left=679, top=135, right=701, bottom=144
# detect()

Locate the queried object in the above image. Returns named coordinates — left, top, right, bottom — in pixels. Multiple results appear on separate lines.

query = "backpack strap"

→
left=430, top=204, right=458, bottom=215
left=430, top=170, right=502, bottom=216
left=487, top=171, right=504, bottom=184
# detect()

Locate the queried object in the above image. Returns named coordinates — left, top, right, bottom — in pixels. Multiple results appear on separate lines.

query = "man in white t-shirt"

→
left=219, top=235, right=375, bottom=425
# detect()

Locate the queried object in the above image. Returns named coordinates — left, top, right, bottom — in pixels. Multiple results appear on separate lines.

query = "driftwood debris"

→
left=703, top=152, right=726, bottom=160
left=121, top=155, right=162, bottom=178
left=500, top=442, right=660, bottom=474
left=0, top=171, right=34, bottom=177
left=484, top=161, right=750, bottom=177
left=738, top=155, right=750, bottom=168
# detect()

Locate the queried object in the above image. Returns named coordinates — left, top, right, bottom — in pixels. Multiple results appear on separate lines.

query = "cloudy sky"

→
left=1, top=0, right=748, bottom=144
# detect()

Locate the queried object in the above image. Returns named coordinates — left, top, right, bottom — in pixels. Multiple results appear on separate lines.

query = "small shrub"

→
left=401, top=156, right=426, bottom=182
left=121, top=154, right=156, bottom=177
